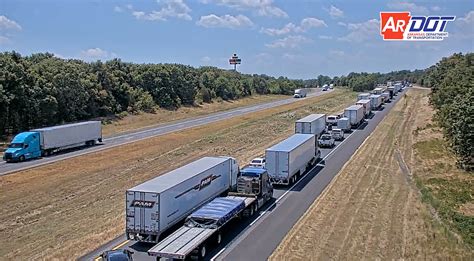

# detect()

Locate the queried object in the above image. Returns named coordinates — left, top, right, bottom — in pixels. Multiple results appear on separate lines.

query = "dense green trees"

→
left=0, top=51, right=305, bottom=137
left=422, top=53, right=473, bottom=170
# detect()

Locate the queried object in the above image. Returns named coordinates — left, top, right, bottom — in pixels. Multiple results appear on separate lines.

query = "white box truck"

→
left=373, top=87, right=384, bottom=95
left=357, top=93, right=371, bottom=101
left=295, top=114, right=326, bottom=137
left=337, top=117, right=351, bottom=132
left=266, top=134, right=318, bottom=185
left=356, top=99, right=371, bottom=118
left=344, top=105, right=364, bottom=128
left=125, top=156, right=239, bottom=243
left=293, top=89, right=307, bottom=98
left=370, top=94, right=383, bottom=110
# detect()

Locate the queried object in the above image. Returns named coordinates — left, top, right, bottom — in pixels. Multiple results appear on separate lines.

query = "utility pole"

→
left=229, top=53, right=241, bottom=71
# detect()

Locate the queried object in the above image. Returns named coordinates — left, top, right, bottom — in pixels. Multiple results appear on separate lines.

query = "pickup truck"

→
left=331, top=128, right=344, bottom=141
left=326, top=115, right=338, bottom=126
left=318, top=134, right=335, bottom=148
left=249, top=157, right=265, bottom=168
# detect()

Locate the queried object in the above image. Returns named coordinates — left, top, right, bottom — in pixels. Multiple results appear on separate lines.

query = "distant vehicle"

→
left=250, top=157, right=265, bottom=168
left=372, top=87, right=384, bottom=95
left=294, top=88, right=307, bottom=98
left=101, top=249, right=133, bottom=261
left=331, top=128, right=344, bottom=141
left=326, top=115, right=338, bottom=126
left=357, top=93, right=371, bottom=101
left=266, top=134, right=319, bottom=185
left=148, top=167, right=273, bottom=260
left=318, top=134, right=335, bottom=148
left=344, top=105, right=365, bottom=128
left=322, top=84, right=329, bottom=91
left=381, top=92, right=391, bottom=103
left=126, top=156, right=239, bottom=243
left=337, top=117, right=351, bottom=132
left=329, top=84, right=334, bottom=89
left=295, top=114, right=326, bottom=137
left=3, top=121, right=102, bottom=162
left=356, top=99, right=371, bottom=118
left=369, top=94, right=383, bottom=110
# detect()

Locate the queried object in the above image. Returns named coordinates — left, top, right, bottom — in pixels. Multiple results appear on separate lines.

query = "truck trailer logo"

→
left=380, top=12, right=455, bottom=41
left=131, top=200, right=155, bottom=208
left=175, top=174, right=221, bottom=199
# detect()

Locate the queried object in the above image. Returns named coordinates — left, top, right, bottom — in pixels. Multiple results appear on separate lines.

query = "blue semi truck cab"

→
left=3, top=132, right=42, bottom=162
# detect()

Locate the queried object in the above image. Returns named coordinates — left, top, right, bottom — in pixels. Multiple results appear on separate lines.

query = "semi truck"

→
left=3, top=121, right=102, bottom=162
left=373, top=87, right=384, bottom=95
left=295, top=114, right=326, bottom=137
left=344, top=105, right=364, bottom=128
left=265, top=134, right=319, bottom=185
left=148, top=167, right=273, bottom=260
left=381, top=92, right=391, bottom=102
left=355, top=99, right=371, bottom=118
left=370, top=94, right=383, bottom=110
left=357, top=93, right=371, bottom=101
left=293, top=89, right=307, bottom=98
left=387, top=86, right=395, bottom=99
left=126, top=156, right=239, bottom=243
left=337, top=117, right=351, bottom=132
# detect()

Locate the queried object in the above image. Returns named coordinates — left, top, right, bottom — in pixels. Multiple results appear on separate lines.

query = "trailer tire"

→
left=19, top=155, right=25, bottom=162
left=216, top=233, right=222, bottom=245
left=250, top=205, right=254, bottom=216
left=199, top=245, right=206, bottom=259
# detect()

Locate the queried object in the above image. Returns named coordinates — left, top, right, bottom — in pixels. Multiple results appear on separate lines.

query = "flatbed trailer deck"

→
left=148, top=196, right=256, bottom=259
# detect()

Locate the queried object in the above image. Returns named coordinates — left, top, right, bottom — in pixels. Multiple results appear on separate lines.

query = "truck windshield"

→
left=321, top=135, right=331, bottom=140
left=8, top=143, right=23, bottom=148
left=240, top=171, right=260, bottom=177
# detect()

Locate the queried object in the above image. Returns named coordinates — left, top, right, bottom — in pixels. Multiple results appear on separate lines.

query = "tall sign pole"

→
left=229, top=53, right=241, bottom=71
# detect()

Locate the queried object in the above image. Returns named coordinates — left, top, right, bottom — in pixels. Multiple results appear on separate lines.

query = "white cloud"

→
left=131, top=0, right=192, bottom=21
left=337, top=21, right=346, bottom=27
left=457, top=10, right=474, bottom=37
left=114, top=6, right=123, bottom=13
left=328, top=5, right=344, bottom=19
left=329, top=50, right=345, bottom=56
left=201, top=56, right=211, bottom=63
left=0, top=15, right=22, bottom=31
left=80, top=48, right=116, bottom=60
left=201, top=0, right=288, bottom=18
left=318, top=35, right=332, bottom=40
left=0, top=35, right=11, bottom=44
left=431, top=6, right=441, bottom=12
left=261, top=17, right=326, bottom=36
left=339, top=19, right=379, bottom=43
left=458, top=10, right=474, bottom=25
left=197, top=14, right=253, bottom=29
left=265, top=35, right=311, bottom=48
left=387, top=2, right=429, bottom=15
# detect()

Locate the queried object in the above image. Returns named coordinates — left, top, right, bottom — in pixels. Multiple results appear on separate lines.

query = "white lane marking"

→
left=210, top=247, right=227, bottom=261
left=249, top=211, right=267, bottom=226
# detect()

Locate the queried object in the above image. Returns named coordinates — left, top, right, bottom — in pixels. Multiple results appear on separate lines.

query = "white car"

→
left=249, top=157, right=265, bottom=168
left=318, top=134, right=335, bottom=148
left=331, top=128, right=344, bottom=141
left=326, top=115, right=338, bottom=126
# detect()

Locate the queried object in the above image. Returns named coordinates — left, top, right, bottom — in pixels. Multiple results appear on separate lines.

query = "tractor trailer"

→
left=370, top=94, right=383, bottom=110
left=295, top=114, right=326, bottom=137
left=3, top=121, right=102, bottom=162
left=265, top=134, right=319, bottom=185
left=357, top=93, right=371, bottom=101
left=344, top=105, right=365, bottom=128
left=148, top=167, right=273, bottom=260
left=355, top=99, right=371, bottom=118
left=126, top=156, right=239, bottom=243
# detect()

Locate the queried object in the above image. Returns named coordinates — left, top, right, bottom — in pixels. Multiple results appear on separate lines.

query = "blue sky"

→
left=0, top=0, right=473, bottom=78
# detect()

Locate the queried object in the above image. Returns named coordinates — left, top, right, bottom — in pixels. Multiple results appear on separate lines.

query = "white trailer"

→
left=357, top=93, right=371, bottom=101
left=265, top=134, right=317, bottom=185
left=337, top=117, right=351, bottom=132
left=293, top=88, right=307, bottom=98
left=344, top=105, right=364, bottom=128
left=33, top=121, right=102, bottom=152
left=356, top=99, right=371, bottom=118
left=373, top=87, right=384, bottom=95
left=370, top=94, right=383, bottom=110
left=126, top=156, right=239, bottom=243
left=381, top=92, right=391, bottom=102
left=295, top=114, right=326, bottom=137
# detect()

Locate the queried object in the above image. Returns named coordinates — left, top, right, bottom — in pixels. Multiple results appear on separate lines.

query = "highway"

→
left=81, top=88, right=407, bottom=261
left=0, top=89, right=328, bottom=176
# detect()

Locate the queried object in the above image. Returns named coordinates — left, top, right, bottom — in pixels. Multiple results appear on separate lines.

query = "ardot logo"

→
left=380, top=12, right=455, bottom=41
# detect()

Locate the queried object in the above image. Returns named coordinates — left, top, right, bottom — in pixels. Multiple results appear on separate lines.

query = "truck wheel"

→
left=216, top=233, right=222, bottom=245
left=250, top=205, right=254, bottom=216
left=19, top=155, right=25, bottom=162
left=199, top=245, right=206, bottom=259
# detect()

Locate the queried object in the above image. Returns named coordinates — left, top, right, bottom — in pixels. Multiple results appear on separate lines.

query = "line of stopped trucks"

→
left=2, top=81, right=409, bottom=261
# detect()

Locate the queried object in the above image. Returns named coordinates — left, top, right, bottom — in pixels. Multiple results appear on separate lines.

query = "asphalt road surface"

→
left=81, top=88, right=408, bottom=261
left=0, top=89, right=329, bottom=176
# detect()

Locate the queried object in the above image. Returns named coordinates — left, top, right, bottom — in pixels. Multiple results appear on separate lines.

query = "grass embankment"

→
left=0, top=89, right=356, bottom=260
left=271, top=88, right=472, bottom=260
left=102, top=94, right=289, bottom=137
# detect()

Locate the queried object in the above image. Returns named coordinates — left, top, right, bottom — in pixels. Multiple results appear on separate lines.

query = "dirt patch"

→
left=0, top=89, right=356, bottom=260
left=102, top=94, right=288, bottom=137
left=271, top=88, right=472, bottom=260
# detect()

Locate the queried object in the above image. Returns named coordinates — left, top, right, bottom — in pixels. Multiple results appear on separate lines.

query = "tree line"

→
left=421, top=53, right=473, bottom=171
left=0, top=52, right=304, bottom=137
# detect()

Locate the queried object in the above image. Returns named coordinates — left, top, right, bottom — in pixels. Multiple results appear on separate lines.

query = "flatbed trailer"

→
left=148, top=167, right=273, bottom=260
